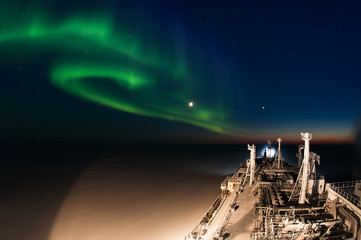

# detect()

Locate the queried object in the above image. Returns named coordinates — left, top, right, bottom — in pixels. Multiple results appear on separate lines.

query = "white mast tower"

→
left=248, top=144, right=256, bottom=185
left=299, top=132, right=312, bottom=204
left=277, top=138, right=282, bottom=169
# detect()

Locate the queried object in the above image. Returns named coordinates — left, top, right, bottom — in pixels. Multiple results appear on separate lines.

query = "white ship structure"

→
left=185, top=132, right=361, bottom=240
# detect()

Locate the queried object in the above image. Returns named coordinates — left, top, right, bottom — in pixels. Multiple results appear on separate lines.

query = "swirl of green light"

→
left=0, top=15, right=242, bottom=134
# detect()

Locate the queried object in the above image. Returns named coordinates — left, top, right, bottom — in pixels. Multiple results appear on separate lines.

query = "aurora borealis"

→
left=0, top=3, right=240, bottom=136
left=1, top=0, right=361, bottom=143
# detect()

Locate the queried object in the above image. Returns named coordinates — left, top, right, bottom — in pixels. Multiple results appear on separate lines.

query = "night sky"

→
left=1, top=0, right=361, bottom=143
left=1, top=2, right=361, bottom=239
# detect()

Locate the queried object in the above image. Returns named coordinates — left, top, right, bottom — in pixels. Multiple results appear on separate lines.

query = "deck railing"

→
left=329, top=180, right=361, bottom=209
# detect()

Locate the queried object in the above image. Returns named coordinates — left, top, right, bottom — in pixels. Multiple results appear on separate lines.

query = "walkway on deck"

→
left=202, top=190, right=237, bottom=239
left=223, top=184, right=258, bottom=240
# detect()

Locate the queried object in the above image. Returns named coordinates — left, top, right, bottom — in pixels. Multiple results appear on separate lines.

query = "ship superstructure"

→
left=185, top=132, right=361, bottom=240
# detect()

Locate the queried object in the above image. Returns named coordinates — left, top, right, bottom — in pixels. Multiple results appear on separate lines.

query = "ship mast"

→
left=276, top=138, right=282, bottom=169
left=248, top=144, right=256, bottom=185
left=299, top=132, right=312, bottom=204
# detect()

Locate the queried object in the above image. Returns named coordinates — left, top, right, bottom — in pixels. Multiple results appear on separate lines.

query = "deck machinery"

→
left=185, top=132, right=361, bottom=240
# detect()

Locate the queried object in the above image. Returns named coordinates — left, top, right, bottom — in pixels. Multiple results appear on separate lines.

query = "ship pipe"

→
left=297, top=145, right=304, bottom=167
left=337, top=207, right=360, bottom=240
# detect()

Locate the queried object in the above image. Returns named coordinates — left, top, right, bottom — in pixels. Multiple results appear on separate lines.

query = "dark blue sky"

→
left=1, top=0, right=360, bottom=143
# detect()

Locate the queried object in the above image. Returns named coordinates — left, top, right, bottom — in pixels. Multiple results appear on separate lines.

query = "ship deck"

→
left=185, top=140, right=361, bottom=240
left=222, top=184, right=258, bottom=240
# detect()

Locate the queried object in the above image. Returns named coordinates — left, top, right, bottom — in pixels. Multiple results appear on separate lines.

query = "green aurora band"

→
left=0, top=13, right=242, bottom=135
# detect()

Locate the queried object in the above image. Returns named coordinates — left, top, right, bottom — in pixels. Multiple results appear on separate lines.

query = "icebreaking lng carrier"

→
left=185, top=132, right=361, bottom=240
